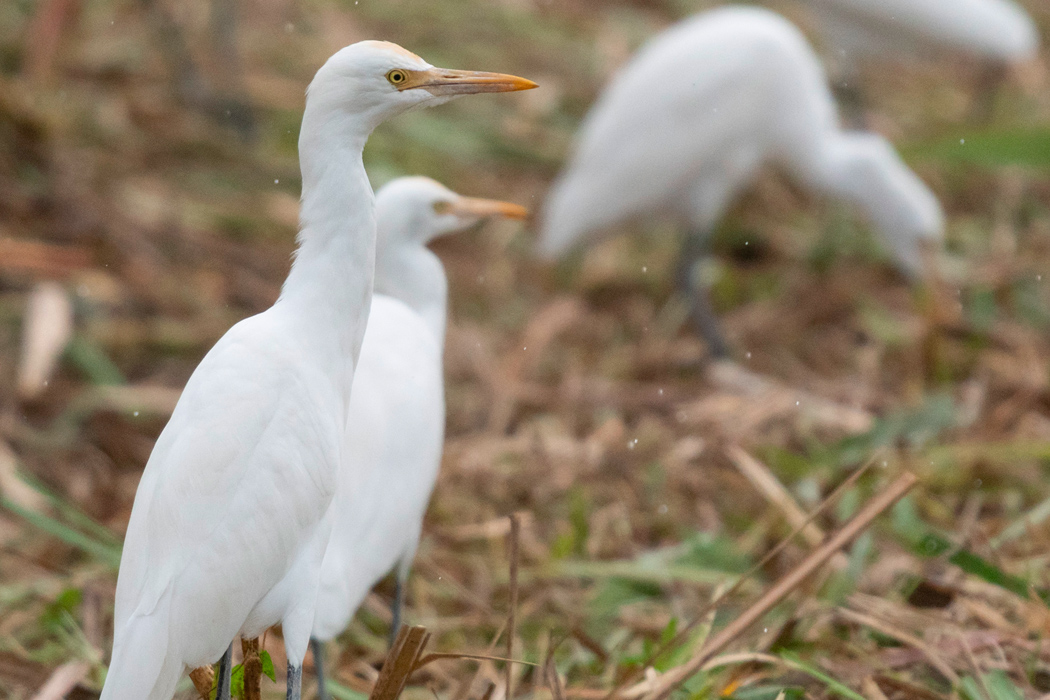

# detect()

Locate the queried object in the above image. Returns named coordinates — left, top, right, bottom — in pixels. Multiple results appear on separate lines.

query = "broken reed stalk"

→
left=545, top=652, right=567, bottom=700
left=241, top=636, right=262, bottom=700
left=507, top=513, right=521, bottom=700
left=188, top=665, right=214, bottom=700
left=370, top=625, right=431, bottom=700
left=605, top=456, right=876, bottom=700
left=636, top=471, right=918, bottom=700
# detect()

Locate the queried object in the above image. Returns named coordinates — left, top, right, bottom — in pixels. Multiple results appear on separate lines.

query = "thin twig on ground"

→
left=634, top=472, right=918, bottom=700
left=507, top=513, right=521, bottom=700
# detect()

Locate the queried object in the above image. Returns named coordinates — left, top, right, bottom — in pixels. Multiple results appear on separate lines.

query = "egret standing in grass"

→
left=100, top=42, right=536, bottom=700
left=308, top=177, right=527, bottom=700
left=539, top=7, right=943, bottom=358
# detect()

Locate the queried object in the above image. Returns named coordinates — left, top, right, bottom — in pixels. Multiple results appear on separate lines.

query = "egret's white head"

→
left=834, top=134, right=945, bottom=278
left=376, top=176, right=528, bottom=249
left=306, top=41, right=538, bottom=133
left=374, top=176, right=528, bottom=344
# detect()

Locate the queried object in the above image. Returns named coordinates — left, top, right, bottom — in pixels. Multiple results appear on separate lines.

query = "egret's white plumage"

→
left=803, top=0, right=1040, bottom=62
left=311, top=177, right=527, bottom=645
left=540, top=7, right=944, bottom=278
left=101, top=43, right=535, bottom=700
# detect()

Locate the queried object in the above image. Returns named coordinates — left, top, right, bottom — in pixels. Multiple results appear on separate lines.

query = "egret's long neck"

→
left=279, top=107, right=376, bottom=368
left=375, top=246, right=448, bottom=347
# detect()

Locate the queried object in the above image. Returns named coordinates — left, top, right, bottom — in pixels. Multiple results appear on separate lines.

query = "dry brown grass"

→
left=2, top=0, right=1050, bottom=698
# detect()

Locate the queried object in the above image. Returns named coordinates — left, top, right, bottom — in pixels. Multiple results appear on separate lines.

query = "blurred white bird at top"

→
left=796, top=0, right=1040, bottom=121
left=309, top=176, right=528, bottom=700
left=100, top=42, right=536, bottom=700
left=539, top=6, right=943, bottom=358
left=801, top=0, right=1040, bottom=63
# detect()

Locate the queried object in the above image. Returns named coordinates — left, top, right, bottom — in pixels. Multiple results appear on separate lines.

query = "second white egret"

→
left=539, top=6, right=944, bottom=357
left=308, top=177, right=527, bottom=700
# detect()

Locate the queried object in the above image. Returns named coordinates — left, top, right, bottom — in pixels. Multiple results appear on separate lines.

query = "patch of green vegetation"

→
left=908, top=128, right=1050, bottom=171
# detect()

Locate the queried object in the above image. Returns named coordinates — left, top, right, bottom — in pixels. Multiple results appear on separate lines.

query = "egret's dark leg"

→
left=216, top=643, right=233, bottom=700
left=971, top=60, right=1007, bottom=125
left=830, top=62, right=869, bottom=130
left=137, top=0, right=255, bottom=141
left=388, top=573, right=406, bottom=649
left=208, top=0, right=257, bottom=140
left=676, top=232, right=730, bottom=359
left=311, top=638, right=331, bottom=700
left=286, top=662, right=302, bottom=700
left=138, top=0, right=207, bottom=105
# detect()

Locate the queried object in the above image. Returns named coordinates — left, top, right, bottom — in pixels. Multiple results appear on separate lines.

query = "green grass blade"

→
left=905, top=128, right=1050, bottom=170
left=325, top=679, right=369, bottom=700
left=64, top=336, right=126, bottom=386
left=777, top=652, right=866, bottom=700
left=18, top=471, right=122, bottom=547
left=1, top=497, right=122, bottom=568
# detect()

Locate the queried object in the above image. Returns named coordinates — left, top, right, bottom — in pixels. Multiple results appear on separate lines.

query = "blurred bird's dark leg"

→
left=676, top=231, right=729, bottom=359
left=137, top=0, right=256, bottom=142
left=970, top=60, right=1007, bottom=124
left=389, top=572, right=406, bottom=648
left=832, top=64, right=869, bottom=129
left=286, top=662, right=302, bottom=700
left=311, top=638, right=331, bottom=700
left=137, top=0, right=208, bottom=105
left=216, top=643, right=233, bottom=700
left=208, top=0, right=257, bottom=141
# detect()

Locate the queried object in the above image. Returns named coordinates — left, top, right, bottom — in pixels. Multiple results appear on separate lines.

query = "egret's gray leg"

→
left=137, top=0, right=255, bottom=141
left=676, top=232, right=730, bottom=359
left=971, top=60, right=1007, bottom=125
left=207, top=0, right=257, bottom=140
left=138, top=0, right=207, bottom=105
left=216, top=643, right=233, bottom=700
left=830, top=62, right=869, bottom=130
left=311, top=638, right=331, bottom=700
left=286, top=663, right=302, bottom=700
left=388, top=572, right=406, bottom=649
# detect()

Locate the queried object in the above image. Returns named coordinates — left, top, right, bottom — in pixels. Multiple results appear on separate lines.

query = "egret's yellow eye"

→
left=387, top=69, right=408, bottom=86
left=432, top=201, right=453, bottom=215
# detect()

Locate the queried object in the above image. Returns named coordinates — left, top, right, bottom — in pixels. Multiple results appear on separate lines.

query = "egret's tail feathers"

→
left=100, top=596, right=183, bottom=700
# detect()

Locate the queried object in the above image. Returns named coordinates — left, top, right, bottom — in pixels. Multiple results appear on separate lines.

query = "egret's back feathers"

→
left=807, top=0, right=1040, bottom=61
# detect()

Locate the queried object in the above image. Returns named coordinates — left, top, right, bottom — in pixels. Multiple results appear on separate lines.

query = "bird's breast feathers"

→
left=115, top=317, right=347, bottom=625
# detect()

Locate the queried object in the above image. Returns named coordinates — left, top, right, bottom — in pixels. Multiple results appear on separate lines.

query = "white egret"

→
left=307, top=177, right=527, bottom=699
left=796, top=0, right=1040, bottom=123
left=539, top=6, right=943, bottom=357
left=100, top=43, right=536, bottom=700
left=802, top=0, right=1040, bottom=62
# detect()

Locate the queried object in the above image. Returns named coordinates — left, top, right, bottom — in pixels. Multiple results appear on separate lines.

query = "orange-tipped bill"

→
left=397, top=68, right=538, bottom=95
left=451, top=197, right=529, bottom=220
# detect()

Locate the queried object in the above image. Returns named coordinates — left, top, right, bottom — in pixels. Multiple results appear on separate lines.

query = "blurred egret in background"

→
left=539, top=6, right=943, bottom=358
left=99, top=42, right=536, bottom=700
left=803, top=0, right=1039, bottom=62
left=308, top=177, right=527, bottom=700
left=798, top=0, right=1040, bottom=120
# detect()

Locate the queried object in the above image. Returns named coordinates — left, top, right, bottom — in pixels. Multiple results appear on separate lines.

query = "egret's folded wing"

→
left=114, top=315, right=341, bottom=632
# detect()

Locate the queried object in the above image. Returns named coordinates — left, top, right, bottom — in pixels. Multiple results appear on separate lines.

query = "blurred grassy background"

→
left=2, top=0, right=1050, bottom=698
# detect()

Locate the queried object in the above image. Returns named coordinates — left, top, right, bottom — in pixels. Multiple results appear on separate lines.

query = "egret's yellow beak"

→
left=397, top=68, right=538, bottom=96
left=450, top=197, right=529, bottom=220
